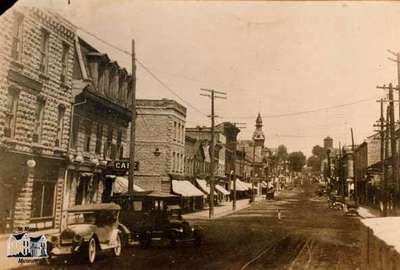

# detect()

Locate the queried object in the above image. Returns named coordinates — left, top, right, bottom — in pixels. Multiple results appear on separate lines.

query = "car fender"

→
left=118, top=223, right=131, bottom=235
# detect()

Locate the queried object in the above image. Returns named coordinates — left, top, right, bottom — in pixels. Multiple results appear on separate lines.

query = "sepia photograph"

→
left=0, top=0, right=399, bottom=269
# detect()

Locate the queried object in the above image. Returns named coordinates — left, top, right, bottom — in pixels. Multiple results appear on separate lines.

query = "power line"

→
left=77, top=27, right=208, bottom=117
left=226, top=98, right=376, bottom=120
left=76, top=27, right=376, bottom=121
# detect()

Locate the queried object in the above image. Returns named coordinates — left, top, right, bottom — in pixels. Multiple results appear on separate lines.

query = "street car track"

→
left=239, top=235, right=316, bottom=270
left=239, top=237, right=286, bottom=270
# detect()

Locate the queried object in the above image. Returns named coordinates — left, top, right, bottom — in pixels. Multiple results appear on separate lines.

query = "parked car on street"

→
left=111, top=191, right=202, bottom=248
left=47, top=203, right=128, bottom=264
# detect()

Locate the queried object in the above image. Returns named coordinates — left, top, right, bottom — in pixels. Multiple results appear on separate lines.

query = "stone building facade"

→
left=132, top=99, right=186, bottom=193
left=61, top=36, right=132, bottom=228
left=0, top=7, right=76, bottom=232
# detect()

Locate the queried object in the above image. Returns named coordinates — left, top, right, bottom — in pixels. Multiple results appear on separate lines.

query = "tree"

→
left=288, top=151, right=306, bottom=172
left=307, top=155, right=321, bottom=172
left=277, top=145, right=288, bottom=161
left=312, top=145, right=326, bottom=159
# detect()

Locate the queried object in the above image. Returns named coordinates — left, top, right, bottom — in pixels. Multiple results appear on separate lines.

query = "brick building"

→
left=61, top=36, right=132, bottom=227
left=0, top=7, right=76, bottom=232
left=186, top=126, right=226, bottom=178
left=132, top=99, right=186, bottom=193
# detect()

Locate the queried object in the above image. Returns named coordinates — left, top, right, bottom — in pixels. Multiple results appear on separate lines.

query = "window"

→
left=95, top=123, right=103, bottom=154
left=33, top=97, right=45, bottom=143
left=84, top=121, right=91, bottom=152
left=60, top=44, right=69, bottom=82
left=173, top=122, right=177, bottom=140
left=117, top=129, right=122, bottom=159
left=172, top=152, right=176, bottom=172
left=39, top=29, right=49, bottom=74
left=75, top=175, right=94, bottom=205
left=31, top=179, right=56, bottom=218
left=4, top=89, right=19, bottom=138
left=104, top=126, right=113, bottom=159
left=56, top=105, right=65, bottom=147
left=11, top=12, right=23, bottom=61
left=71, top=116, right=80, bottom=149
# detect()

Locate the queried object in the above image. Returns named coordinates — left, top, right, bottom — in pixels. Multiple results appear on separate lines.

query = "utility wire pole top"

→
left=200, top=88, right=227, bottom=219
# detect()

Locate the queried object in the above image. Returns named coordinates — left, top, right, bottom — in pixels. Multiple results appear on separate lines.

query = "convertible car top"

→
left=67, top=203, right=121, bottom=212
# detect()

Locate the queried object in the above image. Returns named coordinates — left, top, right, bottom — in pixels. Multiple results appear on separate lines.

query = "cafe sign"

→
left=113, top=160, right=139, bottom=171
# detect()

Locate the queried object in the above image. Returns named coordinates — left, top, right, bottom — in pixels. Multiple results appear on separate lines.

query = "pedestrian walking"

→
left=277, top=209, right=281, bottom=220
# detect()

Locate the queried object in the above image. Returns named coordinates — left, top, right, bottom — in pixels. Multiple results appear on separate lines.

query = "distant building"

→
left=186, top=126, right=226, bottom=178
left=324, top=136, right=333, bottom=150
left=133, top=99, right=187, bottom=193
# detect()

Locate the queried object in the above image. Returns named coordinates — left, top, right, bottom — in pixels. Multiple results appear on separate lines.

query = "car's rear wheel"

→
left=139, top=232, right=151, bottom=248
left=113, top=234, right=122, bottom=256
left=86, top=237, right=97, bottom=264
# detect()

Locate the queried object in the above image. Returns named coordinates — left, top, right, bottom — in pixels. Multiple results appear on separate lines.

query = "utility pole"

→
left=351, top=128, right=357, bottom=204
left=377, top=84, right=400, bottom=199
left=374, top=98, right=387, bottom=216
left=387, top=50, right=400, bottom=121
left=200, top=88, right=227, bottom=218
left=128, top=39, right=137, bottom=194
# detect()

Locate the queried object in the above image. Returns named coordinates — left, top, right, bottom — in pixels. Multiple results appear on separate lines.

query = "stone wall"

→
left=0, top=7, right=76, bottom=230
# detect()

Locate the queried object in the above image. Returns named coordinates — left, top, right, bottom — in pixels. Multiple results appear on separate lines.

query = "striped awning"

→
left=196, top=179, right=210, bottom=195
left=172, top=180, right=204, bottom=197
left=215, top=184, right=230, bottom=195
left=113, top=176, right=145, bottom=193
left=234, top=179, right=249, bottom=191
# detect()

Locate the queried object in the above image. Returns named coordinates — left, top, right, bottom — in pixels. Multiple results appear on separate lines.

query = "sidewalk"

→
left=357, top=206, right=381, bottom=219
left=0, top=228, right=59, bottom=270
left=183, top=196, right=263, bottom=220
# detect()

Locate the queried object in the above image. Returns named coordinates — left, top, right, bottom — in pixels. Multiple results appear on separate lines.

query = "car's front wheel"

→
left=86, top=237, right=97, bottom=264
left=193, top=231, right=202, bottom=247
left=113, top=234, right=122, bottom=257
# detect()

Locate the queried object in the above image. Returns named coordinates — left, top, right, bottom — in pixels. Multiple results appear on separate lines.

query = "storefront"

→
left=0, top=150, right=66, bottom=233
left=171, top=180, right=204, bottom=212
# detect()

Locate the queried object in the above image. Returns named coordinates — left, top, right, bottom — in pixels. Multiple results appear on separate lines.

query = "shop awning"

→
left=113, top=176, right=145, bottom=193
left=215, top=184, right=230, bottom=195
left=172, top=180, right=204, bottom=197
left=234, top=179, right=248, bottom=191
left=196, top=179, right=210, bottom=195
left=261, top=181, right=268, bottom=188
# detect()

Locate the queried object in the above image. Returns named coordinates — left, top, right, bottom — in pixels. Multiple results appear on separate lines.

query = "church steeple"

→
left=252, top=112, right=265, bottom=147
left=256, top=112, right=263, bottom=128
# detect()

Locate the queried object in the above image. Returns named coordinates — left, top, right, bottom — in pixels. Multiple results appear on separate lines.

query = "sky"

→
left=11, top=0, right=400, bottom=156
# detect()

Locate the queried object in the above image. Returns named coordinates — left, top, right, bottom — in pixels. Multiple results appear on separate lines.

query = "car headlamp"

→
left=73, top=234, right=82, bottom=243
left=50, top=235, right=59, bottom=243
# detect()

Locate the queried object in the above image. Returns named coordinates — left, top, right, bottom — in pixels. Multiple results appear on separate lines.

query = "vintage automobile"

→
left=111, top=191, right=203, bottom=248
left=47, top=203, right=127, bottom=264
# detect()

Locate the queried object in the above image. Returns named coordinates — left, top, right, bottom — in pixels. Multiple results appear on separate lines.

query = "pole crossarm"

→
left=200, top=88, right=227, bottom=95
left=377, top=85, right=400, bottom=91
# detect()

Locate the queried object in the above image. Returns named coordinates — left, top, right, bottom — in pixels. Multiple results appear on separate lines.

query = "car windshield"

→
left=67, top=212, right=96, bottom=225
left=169, top=210, right=182, bottom=221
